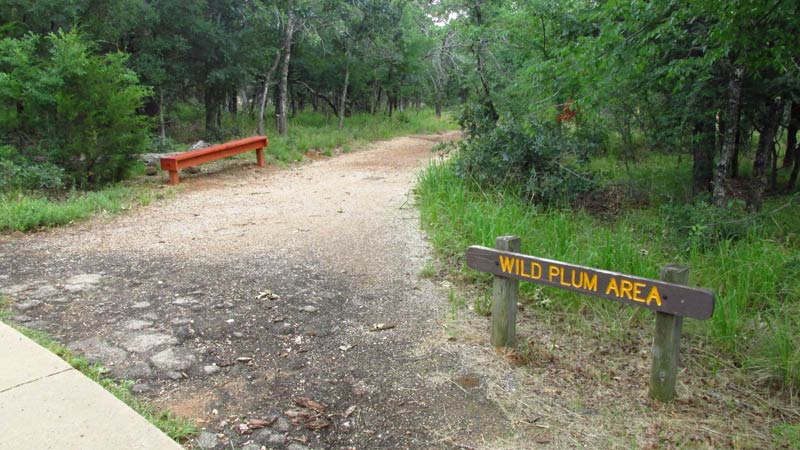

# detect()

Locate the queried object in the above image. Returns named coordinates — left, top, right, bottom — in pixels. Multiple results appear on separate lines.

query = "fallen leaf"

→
left=293, top=396, right=327, bottom=413
left=304, top=418, right=330, bottom=430
left=236, top=357, right=253, bottom=363
left=284, top=408, right=315, bottom=423
left=236, top=423, right=252, bottom=435
left=247, top=418, right=275, bottom=429
left=338, top=344, right=354, bottom=351
left=343, top=405, right=357, bottom=418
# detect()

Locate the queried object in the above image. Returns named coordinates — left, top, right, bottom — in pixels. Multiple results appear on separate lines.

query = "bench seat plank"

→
left=160, top=136, right=268, bottom=185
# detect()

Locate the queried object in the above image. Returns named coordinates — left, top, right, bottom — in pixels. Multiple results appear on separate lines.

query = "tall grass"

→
left=416, top=157, right=800, bottom=391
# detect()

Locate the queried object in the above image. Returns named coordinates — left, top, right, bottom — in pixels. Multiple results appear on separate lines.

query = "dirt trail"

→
left=0, top=132, right=550, bottom=449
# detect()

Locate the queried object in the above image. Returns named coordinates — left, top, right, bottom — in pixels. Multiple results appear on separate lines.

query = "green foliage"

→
left=456, top=110, right=592, bottom=204
left=416, top=157, right=800, bottom=391
left=0, top=145, right=65, bottom=191
left=0, top=30, right=151, bottom=188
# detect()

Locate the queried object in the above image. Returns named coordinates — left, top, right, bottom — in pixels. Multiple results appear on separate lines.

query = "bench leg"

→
left=256, top=147, right=265, bottom=167
left=168, top=170, right=180, bottom=185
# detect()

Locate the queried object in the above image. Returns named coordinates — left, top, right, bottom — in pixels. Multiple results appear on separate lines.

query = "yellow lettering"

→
left=646, top=286, right=662, bottom=306
left=583, top=273, right=598, bottom=292
left=515, top=258, right=521, bottom=276
left=633, top=282, right=646, bottom=303
left=530, top=262, right=542, bottom=279
left=620, top=279, right=634, bottom=300
left=499, top=256, right=514, bottom=274
left=570, top=269, right=580, bottom=288
left=520, top=260, right=530, bottom=278
left=559, top=267, right=571, bottom=287
left=605, top=278, right=619, bottom=297
left=548, top=265, right=560, bottom=282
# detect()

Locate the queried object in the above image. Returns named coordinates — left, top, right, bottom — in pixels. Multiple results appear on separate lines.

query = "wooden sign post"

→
left=466, top=236, right=715, bottom=402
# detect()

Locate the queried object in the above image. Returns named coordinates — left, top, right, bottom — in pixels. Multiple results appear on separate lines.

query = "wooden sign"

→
left=466, top=246, right=714, bottom=320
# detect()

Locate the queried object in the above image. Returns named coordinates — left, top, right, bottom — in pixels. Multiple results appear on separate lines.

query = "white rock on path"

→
left=150, top=347, right=195, bottom=372
left=121, top=333, right=178, bottom=353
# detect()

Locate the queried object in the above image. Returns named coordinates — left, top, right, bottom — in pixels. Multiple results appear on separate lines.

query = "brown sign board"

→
left=466, top=246, right=714, bottom=320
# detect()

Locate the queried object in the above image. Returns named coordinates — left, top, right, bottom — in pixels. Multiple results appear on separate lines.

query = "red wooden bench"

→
left=160, top=136, right=268, bottom=185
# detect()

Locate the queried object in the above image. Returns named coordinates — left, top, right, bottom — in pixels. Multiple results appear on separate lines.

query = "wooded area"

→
left=1, top=0, right=798, bottom=204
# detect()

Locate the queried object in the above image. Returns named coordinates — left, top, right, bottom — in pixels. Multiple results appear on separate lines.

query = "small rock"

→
left=0, top=284, right=28, bottom=295
left=236, top=423, right=251, bottom=435
left=195, top=431, right=219, bottom=449
left=47, top=297, right=71, bottom=304
left=122, top=333, right=178, bottom=353
left=190, top=140, right=209, bottom=150
left=165, top=371, right=184, bottom=380
left=15, top=300, right=42, bottom=311
left=252, top=428, right=274, bottom=445
left=171, top=297, right=196, bottom=306
left=203, top=365, right=221, bottom=375
left=131, top=302, right=151, bottom=309
left=268, top=433, right=287, bottom=445
left=122, top=361, right=153, bottom=379
left=174, top=326, right=196, bottom=341
left=68, top=337, right=128, bottom=365
left=66, top=274, right=103, bottom=285
left=150, top=347, right=195, bottom=371
left=12, top=315, right=33, bottom=323
left=240, top=444, right=261, bottom=450
left=274, top=417, right=291, bottom=432
left=232, top=332, right=245, bottom=338
left=299, top=305, right=318, bottom=313
left=123, top=319, right=153, bottom=331
left=170, top=317, right=193, bottom=325
left=25, top=320, right=49, bottom=330
left=28, top=285, right=59, bottom=300
left=320, top=292, right=336, bottom=300
left=131, top=383, right=151, bottom=393
left=287, top=444, right=310, bottom=450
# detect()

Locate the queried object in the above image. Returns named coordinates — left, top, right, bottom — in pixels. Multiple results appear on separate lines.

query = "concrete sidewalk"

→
left=0, top=322, right=183, bottom=450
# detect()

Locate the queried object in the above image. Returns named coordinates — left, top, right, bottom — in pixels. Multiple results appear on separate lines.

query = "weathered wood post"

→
left=649, top=264, right=688, bottom=402
left=491, top=235, right=521, bottom=347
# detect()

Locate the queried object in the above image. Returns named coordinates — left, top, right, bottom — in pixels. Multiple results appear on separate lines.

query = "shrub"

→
left=455, top=111, right=593, bottom=204
left=0, top=30, right=151, bottom=188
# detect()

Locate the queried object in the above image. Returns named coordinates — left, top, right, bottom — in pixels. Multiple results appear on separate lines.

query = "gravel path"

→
left=0, top=132, right=538, bottom=449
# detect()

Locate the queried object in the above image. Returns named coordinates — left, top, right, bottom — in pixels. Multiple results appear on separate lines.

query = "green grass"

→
left=2, top=108, right=454, bottom=234
left=0, top=183, right=169, bottom=233
left=0, top=301, right=197, bottom=442
left=415, top=155, right=800, bottom=394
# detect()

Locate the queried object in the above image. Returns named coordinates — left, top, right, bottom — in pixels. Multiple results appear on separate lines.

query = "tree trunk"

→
left=784, top=102, right=799, bottom=167
left=159, top=89, right=166, bottom=143
left=276, top=14, right=296, bottom=136
left=748, top=100, right=783, bottom=212
left=692, top=115, right=715, bottom=194
left=713, top=66, right=745, bottom=208
left=258, top=50, right=282, bottom=136
left=789, top=144, right=800, bottom=191
left=204, top=87, right=221, bottom=140
left=338, top=60, right=350, bottom=130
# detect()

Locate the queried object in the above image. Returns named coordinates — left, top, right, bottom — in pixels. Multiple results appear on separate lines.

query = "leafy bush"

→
left=455, top=110, right=592, bottom=204
left=0, top=146, right=64, bottom=191
left=0, top=30, right=151, bottom=188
